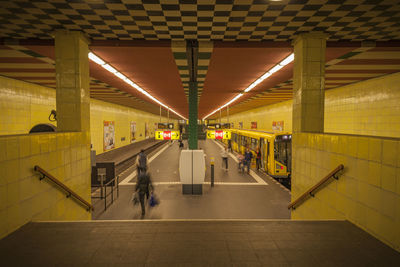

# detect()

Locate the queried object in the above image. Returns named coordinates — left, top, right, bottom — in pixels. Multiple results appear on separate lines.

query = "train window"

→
left=251, top=138, right=258, bottom=151
left=241, top=135, right=247, bottom=147
left=233, top=133, right=237, bottom=143
left=274, top=136, right=292, bottom=168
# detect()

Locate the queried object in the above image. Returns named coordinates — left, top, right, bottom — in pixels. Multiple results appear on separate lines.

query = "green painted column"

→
left=188, top=81, right=198, bottom=149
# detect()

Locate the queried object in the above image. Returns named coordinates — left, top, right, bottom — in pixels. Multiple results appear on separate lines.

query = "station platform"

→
left=93, top=139, right=291, bottom=220
left=1, top=220, right=399, bottom=266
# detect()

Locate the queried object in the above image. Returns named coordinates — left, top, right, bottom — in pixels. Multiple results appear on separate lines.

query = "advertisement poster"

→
left=145, top=122, right=149, bottom=139
left=251, top=121, right=257, bottom=129
left=103, top=121, right=115, bottom=151
left=272, top=121, right=284, bottom=132
left=239, top=122, right=243, bottom=129
left=130, top=122, right=136, bottom=143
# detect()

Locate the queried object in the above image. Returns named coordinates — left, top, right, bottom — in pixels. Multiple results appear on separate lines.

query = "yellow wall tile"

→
left=381, top=165, right=397, bottom=193
left=226, top=72, right=400, bottom=138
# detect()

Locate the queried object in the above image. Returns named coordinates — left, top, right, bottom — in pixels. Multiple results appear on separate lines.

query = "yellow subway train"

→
left=223, top=129, right=292, bottom=183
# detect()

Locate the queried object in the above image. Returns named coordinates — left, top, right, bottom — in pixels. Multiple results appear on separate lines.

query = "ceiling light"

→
left=102, top=64, right=117, bottom=73
left=203, top=53, right=294, bottom=120
left=88, top=51, right=187, bottom=120
left=88, top=52, right=105, bottom=65
left=279, top=53, right=294, bottom=66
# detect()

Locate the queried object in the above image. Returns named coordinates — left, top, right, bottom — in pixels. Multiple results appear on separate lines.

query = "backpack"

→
left=138, top=152, right=147, bottom=168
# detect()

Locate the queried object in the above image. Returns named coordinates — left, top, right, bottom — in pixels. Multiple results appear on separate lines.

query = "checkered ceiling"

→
left=1, top=0, right=400, bottom=42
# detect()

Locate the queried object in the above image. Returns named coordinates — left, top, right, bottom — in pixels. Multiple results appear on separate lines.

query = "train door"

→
left=266, top=140, right=270, bottom=174
left=260, top=138, right=265, bottom=170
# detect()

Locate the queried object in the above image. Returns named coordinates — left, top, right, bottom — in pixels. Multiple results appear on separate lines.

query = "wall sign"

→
left=130, top=122, right=136, bottom=143
left=155, top=130, right=180, bottom=140
left=251, top=121, right=257, bottom=129
left=206, top=130, right=231, bottom=140
left=272, top=121, right=284, bottom=131
left=103, top=121, right=115, bottom=151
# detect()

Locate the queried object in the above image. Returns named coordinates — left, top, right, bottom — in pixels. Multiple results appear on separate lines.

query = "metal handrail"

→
left=288, top=164, right=344, bottom=210
left=34, top=165, right=94, bottom=212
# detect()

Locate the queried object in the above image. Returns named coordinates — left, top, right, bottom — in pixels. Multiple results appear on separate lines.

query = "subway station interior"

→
left=1, top=0, right=400, bottom=266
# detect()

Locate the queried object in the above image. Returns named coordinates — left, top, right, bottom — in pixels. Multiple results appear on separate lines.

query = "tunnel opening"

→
left=29, top=123, right=56, bottom=133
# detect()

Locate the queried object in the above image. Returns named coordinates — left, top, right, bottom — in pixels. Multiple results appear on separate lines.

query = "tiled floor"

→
left=1, top=220, right=399, bottom=266
left=92, top=140, right=291, bottom=220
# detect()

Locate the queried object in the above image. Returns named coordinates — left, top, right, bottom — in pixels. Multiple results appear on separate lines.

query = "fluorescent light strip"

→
left=88, top=52, right=187, bottom=120
left=203, top=53, right=294, bottom=120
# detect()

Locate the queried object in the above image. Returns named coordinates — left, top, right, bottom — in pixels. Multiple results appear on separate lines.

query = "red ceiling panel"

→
left=91, top=46, right=187, bottom=116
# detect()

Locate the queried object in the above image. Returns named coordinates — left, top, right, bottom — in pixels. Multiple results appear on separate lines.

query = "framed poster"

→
left=239, top=122, right=243, bottom=129
left=103, top=121, right=115, bottom=151
left=272, top=121, right=284, bottom=132
left=130, top=122, right=136, bottom=143
left=145, top=122, right=149, bottom=139
left=251, top=121, right=257, bottom=129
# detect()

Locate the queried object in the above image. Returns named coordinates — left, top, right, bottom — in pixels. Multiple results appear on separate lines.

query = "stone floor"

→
left=1, top=220, right=399, bottom=266
left=93, top=140, right=291, bottom=220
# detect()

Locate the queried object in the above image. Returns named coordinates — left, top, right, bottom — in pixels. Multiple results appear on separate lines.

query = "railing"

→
left=288, top=164, right=344, bottom=210
left=92, top=175, right=119, bottom=211
left=34, top=165, right=94, bottom=212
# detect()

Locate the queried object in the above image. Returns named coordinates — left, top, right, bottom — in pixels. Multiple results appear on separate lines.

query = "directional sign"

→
left=206, top=130, right=231, bottom=140
left=155, top=130, right=180, bottom=140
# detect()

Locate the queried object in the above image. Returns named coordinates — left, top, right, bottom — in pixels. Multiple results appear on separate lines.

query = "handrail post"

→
left=104, top=185, right=107, bottom=211
left=111, top=179, right=114, bottom=205
left=117, top=176, right=119, bottom=197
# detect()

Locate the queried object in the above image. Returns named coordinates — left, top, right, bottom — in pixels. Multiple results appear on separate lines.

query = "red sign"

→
left=251, top=122, right=257, bottom=129
left=163, top=131, right=171, bottom=140
left=215, top=130, right=223, bottom=139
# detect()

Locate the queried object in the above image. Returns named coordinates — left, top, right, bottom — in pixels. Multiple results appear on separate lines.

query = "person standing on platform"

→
left=256, top=148, right=261, bottom=171
left=135, top=170, right=153, bottom=217
left=244, top=148, right=253, bottom=174
left=221, top=147, right=229, bottom=171
left=228, top=139, right=232, bottom=152
left=136, top=149, right=148, bottom=175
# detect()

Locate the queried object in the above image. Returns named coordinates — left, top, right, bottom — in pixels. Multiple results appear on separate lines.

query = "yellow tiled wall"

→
left=325, top=72, right=400, bottom=137
left=0, top=75, right=175, bottom=154
left=225, top=72, right=400, bottom=138
left=90, top=99, right=175, bottom=154
left=223, top=100, right=293, bottom=132
left=0, top=131, right=92, bottom=239
left=291, top=132, right=400, bottom=252
left=0, top=76, right=57, bottom=135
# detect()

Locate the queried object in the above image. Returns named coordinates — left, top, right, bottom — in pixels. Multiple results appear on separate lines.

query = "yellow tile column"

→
left=55, top=30, right=90, bottom=133
left=292, top=33, right=328, bottom=133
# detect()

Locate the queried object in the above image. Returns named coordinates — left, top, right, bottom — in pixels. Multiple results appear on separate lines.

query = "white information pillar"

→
left=179, top=150, right=205, bottom=194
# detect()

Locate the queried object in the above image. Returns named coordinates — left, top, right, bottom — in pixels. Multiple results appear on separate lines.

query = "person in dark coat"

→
left=256, top=148, right=261, bottom=171
left=136, top=149, right=148, bottom=175
left=244, top=148, right=253, bottom=174
left=135, top=170, right=153, bottom=216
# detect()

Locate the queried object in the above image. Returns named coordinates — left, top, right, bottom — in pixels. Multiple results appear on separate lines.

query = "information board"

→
left=206, top=130, right=231, bottom=140
left=155, top=130, right=180, bottom=140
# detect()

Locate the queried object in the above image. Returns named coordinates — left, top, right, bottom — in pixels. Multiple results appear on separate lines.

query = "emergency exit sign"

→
left=155, top=130, right=180, bottom=140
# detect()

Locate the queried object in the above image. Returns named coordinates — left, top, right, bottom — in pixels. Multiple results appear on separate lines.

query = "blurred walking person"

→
left=136, top=149, right=148, bottom=175
left=135, top=170, right=153, bottom=217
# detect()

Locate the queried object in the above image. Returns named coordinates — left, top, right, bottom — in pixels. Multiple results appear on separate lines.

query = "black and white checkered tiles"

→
left=1, top=0, right=400, bottom=41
